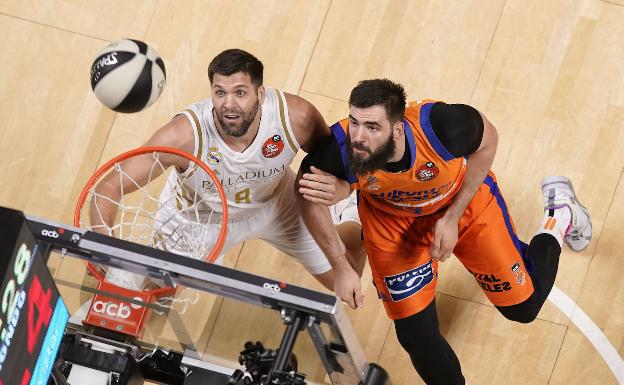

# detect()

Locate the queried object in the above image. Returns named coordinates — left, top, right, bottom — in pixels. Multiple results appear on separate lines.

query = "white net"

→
left=77, top=150, right=226, bottom=302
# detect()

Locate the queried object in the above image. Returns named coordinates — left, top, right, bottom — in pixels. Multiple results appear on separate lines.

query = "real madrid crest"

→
left=207, top=146, right=223, bottom=165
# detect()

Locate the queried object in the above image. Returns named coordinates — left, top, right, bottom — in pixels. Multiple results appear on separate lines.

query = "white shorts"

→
left=330, top=191, right=360, bottom=226
left=152, top=170, right=360, bottom=276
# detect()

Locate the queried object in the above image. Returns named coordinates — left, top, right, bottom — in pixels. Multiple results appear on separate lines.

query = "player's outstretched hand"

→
left=430, top=215, right=459, bottom=262
left=334, top=266, right=364, bottom=309
left=299, top=166, right=351, bottom=205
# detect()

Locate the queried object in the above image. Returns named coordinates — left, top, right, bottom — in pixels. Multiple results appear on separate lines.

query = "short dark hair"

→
left=349, top=79, right=406, bottom=123
left=208, top=49, right=263, bottom=87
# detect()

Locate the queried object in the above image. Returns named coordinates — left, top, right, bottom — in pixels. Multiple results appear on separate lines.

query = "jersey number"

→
left=235, top=188, right=251, bottom=204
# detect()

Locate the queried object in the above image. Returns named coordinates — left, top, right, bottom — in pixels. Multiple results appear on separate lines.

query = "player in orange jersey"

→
left=296, top=79, right=591, bottom=384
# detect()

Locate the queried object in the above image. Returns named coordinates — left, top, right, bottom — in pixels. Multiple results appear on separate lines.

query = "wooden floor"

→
left=1, top=1, right=624, bottom=384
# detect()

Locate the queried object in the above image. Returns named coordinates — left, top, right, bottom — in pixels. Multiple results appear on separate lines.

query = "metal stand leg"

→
left=266, top=309, right=307, bottom=384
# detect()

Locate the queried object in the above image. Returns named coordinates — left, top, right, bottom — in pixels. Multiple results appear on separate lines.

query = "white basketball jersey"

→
left=171, top=88, right=300, bottom=215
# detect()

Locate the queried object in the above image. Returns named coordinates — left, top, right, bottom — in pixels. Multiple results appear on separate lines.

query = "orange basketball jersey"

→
left=330, top=100, right=466, bottom=217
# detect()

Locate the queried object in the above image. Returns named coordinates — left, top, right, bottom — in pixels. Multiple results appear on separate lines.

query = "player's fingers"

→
left=310, top=166, right=331, bottom=176
left=439, top=250, right=452, bottom=262
left=354, top=289, right=364, bottom=308
left=439, top=237, right=455, bottom=261
left=299, top=178, right=335, bottom=193
left=431, top=233, right=442, bottom=259
left=302, top=172, right=336, bottom=184
left=299, top=187, right=333, bottom=200
left=301, top=193, right=333, bottom=205
left=341, top=293, right=357, bottom=309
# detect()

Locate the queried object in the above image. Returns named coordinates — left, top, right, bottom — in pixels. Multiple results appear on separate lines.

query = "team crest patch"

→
left=207, top=146, right=223, bottom=165
left=366, top=175, right=381, bottom=191
left=384, top=260, right=434, bottom=302
left=511, top=262, right=526, bottom=285
left=415, top=161, right=439, bottom=182
left=262, top=134, right=284, bottom=158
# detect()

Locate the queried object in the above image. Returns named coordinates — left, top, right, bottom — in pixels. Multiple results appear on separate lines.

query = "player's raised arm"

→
left=89, top=115, right=195, bottom=232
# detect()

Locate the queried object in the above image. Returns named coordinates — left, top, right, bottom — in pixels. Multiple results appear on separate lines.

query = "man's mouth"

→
left=223, top=113, right=240, bottom=121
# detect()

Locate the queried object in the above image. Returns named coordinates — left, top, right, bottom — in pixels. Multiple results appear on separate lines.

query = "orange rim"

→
left=74, top=146, right=228, bottom=285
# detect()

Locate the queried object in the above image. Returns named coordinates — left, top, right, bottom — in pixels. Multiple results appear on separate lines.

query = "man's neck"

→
left=213, top=110, right=262, bottom=153
left=388, top=130, right=406, bottom=163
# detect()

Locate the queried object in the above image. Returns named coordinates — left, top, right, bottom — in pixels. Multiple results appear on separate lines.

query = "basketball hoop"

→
left=74, top=146, right=228, bottom=286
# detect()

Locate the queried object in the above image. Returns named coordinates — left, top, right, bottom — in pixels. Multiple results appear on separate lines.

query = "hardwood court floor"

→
left=1, top=1, right=623, bottom=384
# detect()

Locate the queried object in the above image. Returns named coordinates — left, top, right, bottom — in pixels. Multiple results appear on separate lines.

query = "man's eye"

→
left=237, top=91, right=246, bottom=97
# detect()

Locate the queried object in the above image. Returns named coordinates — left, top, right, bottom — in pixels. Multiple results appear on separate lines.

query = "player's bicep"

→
left=284, top=93, right=330, bottom=152
left=429, top=103, right=485, bottom=158
left=475, top=113, right=498, bottom=153
left=300, top=134, right=348, bottom=181
left=99, top=116, right=193, bottom=194
left=144, top=114, right=195, bottom=167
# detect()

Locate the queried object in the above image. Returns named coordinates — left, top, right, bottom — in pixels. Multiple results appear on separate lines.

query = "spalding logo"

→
left=92, top=300, right=132, bottom=319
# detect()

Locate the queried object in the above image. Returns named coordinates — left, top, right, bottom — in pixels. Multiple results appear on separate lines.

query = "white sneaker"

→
left=541, top=176, right=592, bottom=251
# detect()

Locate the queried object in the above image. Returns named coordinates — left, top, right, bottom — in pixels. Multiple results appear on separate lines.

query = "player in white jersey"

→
left=93, top=49, right=364, bottom=291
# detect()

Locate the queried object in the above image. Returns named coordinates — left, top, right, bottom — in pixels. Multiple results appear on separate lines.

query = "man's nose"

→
left=223, top=94, right=237, bottom=109
left=351, top=126, right=367, bottom=143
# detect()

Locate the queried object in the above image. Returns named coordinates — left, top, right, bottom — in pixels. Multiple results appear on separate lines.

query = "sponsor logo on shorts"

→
left=262, top=134, right=284, bottom=158
left=468, top=269, right=512, bottom=292
left=511, top=262, right=526, bottom=285
left=384, top=260, right=434, bottom=302
left=415, top=162, right=439, bottom=182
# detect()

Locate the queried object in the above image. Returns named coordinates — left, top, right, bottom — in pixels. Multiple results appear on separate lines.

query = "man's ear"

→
left=392, top=119, right=404, bottom=139
left=257, top=84, right=266, bottom=104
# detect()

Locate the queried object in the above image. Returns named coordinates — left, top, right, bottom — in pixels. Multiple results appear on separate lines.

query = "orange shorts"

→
left=360, top=173, right=534, bottom=320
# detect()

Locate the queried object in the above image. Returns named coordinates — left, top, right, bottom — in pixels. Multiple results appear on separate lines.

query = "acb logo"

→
left=91, top=300, right=132, bottom=319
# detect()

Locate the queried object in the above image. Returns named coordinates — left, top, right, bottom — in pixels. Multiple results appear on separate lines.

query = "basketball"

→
left=90, top=39, right=166, bottom=113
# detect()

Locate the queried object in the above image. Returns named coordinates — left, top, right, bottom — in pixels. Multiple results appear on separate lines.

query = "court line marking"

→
left=548, top=285, right=624, bottom=383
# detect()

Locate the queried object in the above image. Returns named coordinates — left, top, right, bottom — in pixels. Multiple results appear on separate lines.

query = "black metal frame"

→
left=18, top=212, right=391, bottom=385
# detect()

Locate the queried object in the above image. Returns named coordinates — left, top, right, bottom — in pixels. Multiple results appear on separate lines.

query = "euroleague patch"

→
left=415, top=161, right=439, bottom=182
left=262, top=134, right=284, bottom=158
left=384, top=260, right=434, bottom=302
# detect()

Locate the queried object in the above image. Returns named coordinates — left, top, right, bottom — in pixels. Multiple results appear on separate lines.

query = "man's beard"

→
left=215, top=101, right=260, bottom=137
left=348, top=133, right=396, bottom=177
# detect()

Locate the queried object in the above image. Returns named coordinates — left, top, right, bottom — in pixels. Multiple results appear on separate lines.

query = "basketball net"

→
left=75, top=146, right=228, bottom=314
